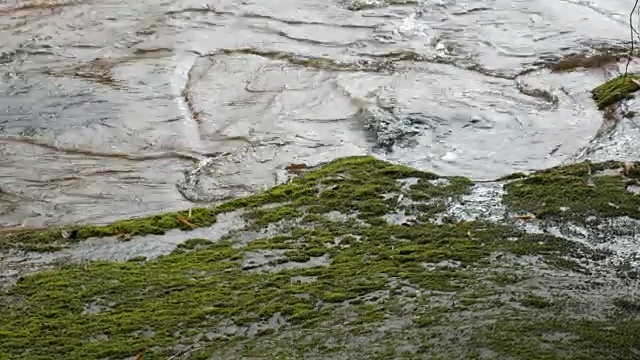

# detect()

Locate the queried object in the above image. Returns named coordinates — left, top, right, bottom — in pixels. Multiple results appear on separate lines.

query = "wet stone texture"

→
left=1, top=156, right=639, bottom=359
left=3, top=0, right=640, bottom=228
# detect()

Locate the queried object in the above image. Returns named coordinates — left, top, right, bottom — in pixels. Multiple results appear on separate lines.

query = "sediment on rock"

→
left=1, top=157, right=639, bottom=359
left=548, top=47, right=632, bottom=73
left=530, top=43, right=640, bottom=74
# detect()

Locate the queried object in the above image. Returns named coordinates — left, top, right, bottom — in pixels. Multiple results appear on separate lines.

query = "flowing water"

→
left=1, top=0, right=639, bottom=228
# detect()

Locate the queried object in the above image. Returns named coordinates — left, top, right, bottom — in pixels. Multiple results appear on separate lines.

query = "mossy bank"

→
left=1, top=156, right=640, bottom=359
left=592, top=74, right=640, bottom=109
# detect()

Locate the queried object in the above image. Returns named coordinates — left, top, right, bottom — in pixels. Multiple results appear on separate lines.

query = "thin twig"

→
left=166, top=344, right=198, bottom=360
left=624, top=0, right=640, bottom=78
left=165, top=341, right=222, bottom=360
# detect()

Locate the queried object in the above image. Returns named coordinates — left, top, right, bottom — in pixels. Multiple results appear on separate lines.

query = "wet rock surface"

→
left=2, top=0, right=640, bottom=228
left=1, top=156, right=639, bottom=359
left=4, top=0, right=640, bottom=357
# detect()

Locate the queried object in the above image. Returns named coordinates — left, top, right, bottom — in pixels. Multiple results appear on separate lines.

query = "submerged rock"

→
left=359, top=107, right=440, bottom=153
left=1, top=156, right=640, bottom=359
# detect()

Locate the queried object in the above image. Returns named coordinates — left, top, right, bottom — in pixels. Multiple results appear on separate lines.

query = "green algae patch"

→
left=0, top=208, right=218, bottom=251
left=503, top=160, right=640, bottom=221
left=592, top=74, right=640, bottom=109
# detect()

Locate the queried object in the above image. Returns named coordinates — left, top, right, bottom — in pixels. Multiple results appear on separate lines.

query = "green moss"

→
left=353, top=304, right=386, bottom=324
left=172, top=238, right=214, bottom=255
left=613, top=297, right=640, bottom=313
left=503, top=160, right=640, bottom=221
left=323, top=292, right=357, bottom=303
left=592, top=74, right=640, bottom=109
left=0, top=218, right=602, bottom=359
left=497, top=172, right=528, bottom=181
left=247, top=205, right=302, bottom=228
left=0, top=208, right=218, bottom=251
left=474, top=317, right=640, bottom=359
left=212, top=157, right=439, bottom=222
left=519, top=294, right=554, bottom=309
left=413, top=314, right=440, bottom=328
left=546, top=256, right=589, bottom=274
left=407, top=177, right=472, bottom=201
left=489, top=273, right=526, bottom=285
left=1, top=156, right=637, bottom=359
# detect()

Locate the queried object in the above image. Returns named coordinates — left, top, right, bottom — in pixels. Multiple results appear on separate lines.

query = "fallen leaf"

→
left=516, top=214, right=536, bottom=220
left=177, top=213, right=197, bottom=229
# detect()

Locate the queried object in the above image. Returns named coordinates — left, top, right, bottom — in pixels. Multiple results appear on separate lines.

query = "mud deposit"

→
left=3, top=0, right=640, bottom=228
left=1, top=157, right=639, bottom=359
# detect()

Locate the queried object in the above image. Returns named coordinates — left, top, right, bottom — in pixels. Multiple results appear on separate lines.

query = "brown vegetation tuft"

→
left=550, top=51, right=626, bottom=72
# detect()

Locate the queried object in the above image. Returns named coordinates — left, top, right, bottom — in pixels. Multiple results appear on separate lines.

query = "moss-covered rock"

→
left=592, top=74, right=640, bottom=109
left=1, top=156, right=639, bottom=359
left=503, top=160, right=640, bottom=221
left=0, top=207, right=218, bottom=252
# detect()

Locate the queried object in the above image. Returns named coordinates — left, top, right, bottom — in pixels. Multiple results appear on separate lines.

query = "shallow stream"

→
left=1, top=0, right=639, bottom=228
